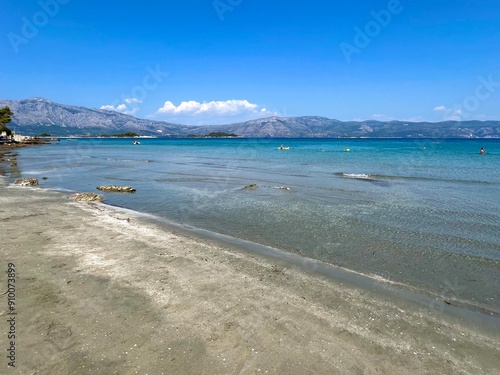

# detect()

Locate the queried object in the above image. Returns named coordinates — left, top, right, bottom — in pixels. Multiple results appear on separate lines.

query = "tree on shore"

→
left=0, top=106, right=14, bottom=137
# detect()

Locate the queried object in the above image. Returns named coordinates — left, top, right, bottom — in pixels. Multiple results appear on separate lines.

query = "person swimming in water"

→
left=480, top=147, right=485, bottom=155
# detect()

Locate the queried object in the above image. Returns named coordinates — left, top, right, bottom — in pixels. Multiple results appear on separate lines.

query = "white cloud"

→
left=100, top=97, right=141, bottom=116
left=150, top=99, right=279, bottom=124
left=155, top=99, right=274, bottom=116
left=124, top=97, right=142, bottom=104
left=433, top=105, right=447, bottom=111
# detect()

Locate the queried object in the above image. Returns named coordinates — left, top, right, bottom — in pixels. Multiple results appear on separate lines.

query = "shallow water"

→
left=14, top=138, right=500, bottom=314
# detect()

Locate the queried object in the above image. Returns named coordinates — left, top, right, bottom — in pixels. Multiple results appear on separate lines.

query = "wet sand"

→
left=1, top=179, right=499, bottom=374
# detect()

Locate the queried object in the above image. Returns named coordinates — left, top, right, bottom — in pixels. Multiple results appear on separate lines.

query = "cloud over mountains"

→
left=100, top=97, right=142, bottom=116
left=155, top=99, right=274, bottom=116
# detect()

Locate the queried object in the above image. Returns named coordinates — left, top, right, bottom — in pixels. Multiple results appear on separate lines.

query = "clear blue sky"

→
left=2, top=0, right=500, bottom=125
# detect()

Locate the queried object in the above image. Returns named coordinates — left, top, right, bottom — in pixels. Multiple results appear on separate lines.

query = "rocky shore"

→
left=0, top=137, right=50, bottom=149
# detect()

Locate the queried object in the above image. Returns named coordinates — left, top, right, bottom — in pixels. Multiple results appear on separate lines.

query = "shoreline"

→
left=1, top=179, right=500, bottom=373
left=2, top=141, right=499, bottom=318
left=7, top=166, right=500, bottom=321
left=110, top=201, right=500, bottom=322
left=5, top=145, right=499, bottom=319
left=0, top=138, right=51, bottom=149
left=4, top=166, right=500, bottom=321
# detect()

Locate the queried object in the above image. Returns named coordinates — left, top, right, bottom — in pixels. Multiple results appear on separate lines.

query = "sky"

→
left=1, top=0, right=500, bottom=125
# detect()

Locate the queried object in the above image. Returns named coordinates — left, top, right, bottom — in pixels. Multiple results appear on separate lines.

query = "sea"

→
left=9, top=137, right=500, bottom=315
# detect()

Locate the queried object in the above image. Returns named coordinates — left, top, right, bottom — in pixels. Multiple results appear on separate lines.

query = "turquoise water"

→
left=14, top=138, right=500, bottom=314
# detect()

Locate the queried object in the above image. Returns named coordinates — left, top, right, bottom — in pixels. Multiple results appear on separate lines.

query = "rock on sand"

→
left=72, top=192, right=105, bottom=202
left=15, top=178, right=39, bottom=186
left=97, top=185, right=136, bottom=193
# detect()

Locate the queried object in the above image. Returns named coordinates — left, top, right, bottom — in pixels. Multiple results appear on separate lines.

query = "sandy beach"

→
left=1, top=175, right=499, bottom=374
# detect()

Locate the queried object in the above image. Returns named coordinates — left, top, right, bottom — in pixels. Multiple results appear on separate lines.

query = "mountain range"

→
left=2, top=98, right=500, bottom=138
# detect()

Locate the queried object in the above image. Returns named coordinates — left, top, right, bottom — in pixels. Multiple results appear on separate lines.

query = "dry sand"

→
left=1, top=179, right=499, bottom=374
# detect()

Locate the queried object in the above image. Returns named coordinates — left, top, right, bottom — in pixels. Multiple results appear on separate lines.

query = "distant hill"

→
left=0, top=98, right=192, bottom=136
left=200, top=116, right=500, bottom=138
left=1, top=98, right=499, bottom=138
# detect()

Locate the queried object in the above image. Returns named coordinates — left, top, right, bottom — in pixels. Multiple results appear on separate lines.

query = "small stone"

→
left=96, top=185, right=136, bottom=193
left=244, top=184, right=259, bottom=190
left=72, top=192, right=105, bottom=202
left=15, top=178, right=39, bottom=186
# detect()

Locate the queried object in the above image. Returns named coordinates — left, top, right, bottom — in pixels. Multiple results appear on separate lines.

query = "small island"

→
left=187, top=132, right=239, bottom=138
left=99, top=132, right=141, bottom=138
